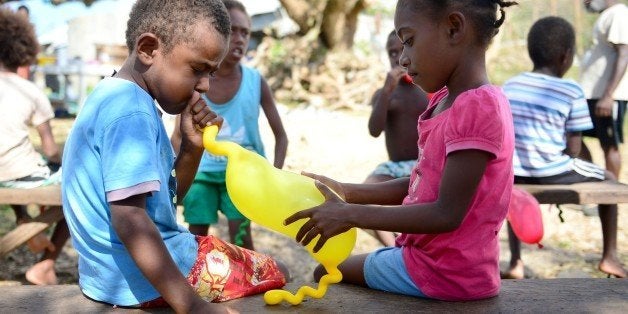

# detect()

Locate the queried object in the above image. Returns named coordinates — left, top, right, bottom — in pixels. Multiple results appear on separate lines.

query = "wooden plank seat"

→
left=0, top=185, right=63, bottom=257
left=0, top=280, right=625, bottom=313
left=515, top=181, right=628, bottom=205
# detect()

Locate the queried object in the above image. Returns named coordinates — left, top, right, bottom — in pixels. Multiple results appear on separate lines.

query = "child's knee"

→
left=313, top=264, right=326, bottom=282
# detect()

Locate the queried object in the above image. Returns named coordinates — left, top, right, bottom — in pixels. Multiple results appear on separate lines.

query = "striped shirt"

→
left=504, top=72, right=593, bottom=177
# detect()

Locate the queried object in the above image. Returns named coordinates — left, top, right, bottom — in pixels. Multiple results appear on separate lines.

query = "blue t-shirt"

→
left=199, top=65, right=266, bottom=172
left=504, top=72, right=593, bottom=177
left=62, top=77, right=198, bottom=305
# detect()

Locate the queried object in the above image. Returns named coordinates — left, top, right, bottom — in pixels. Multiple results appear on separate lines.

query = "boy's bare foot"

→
left=16, top=218, right=56, bottom=253
left=500, top=259, right=524, bottom=279
left=599, top=258, right=627, bottom=278
left=25, top=259, right=58, bottom=285
left=26, top=232, right=55, bottom=253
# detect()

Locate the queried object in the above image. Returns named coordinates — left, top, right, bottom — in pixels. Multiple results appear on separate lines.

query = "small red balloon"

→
left=507, top=187, right=544, bottom=247
left=402, top=73, right=413, bottom=84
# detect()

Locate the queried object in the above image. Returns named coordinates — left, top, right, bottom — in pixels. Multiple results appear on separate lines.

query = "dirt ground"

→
left=1, top=104, right=626, bottom=285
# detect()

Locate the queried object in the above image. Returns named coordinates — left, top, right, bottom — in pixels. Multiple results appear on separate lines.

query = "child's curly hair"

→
left=126, top=0, right=231, bottom=54
left=0, top=8, right=39, bottom=70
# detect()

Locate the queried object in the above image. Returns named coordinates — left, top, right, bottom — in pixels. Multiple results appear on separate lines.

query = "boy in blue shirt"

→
left=503, top=16, right=626, bottom=279
left=61, top=1, right=287, bottom=311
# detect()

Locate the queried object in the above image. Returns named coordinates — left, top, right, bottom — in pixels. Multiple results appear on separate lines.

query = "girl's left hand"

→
left=180, top=92, right=223, bottom=150
left=284, top=180, right=354, bottom=252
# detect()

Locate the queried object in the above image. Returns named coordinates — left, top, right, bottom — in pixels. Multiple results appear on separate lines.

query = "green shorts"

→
left=183, top=171, right=246, bottom=224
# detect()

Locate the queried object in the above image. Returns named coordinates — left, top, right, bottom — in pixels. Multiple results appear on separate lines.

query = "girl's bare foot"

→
left=500, top=259, right=524, bottom=279
left=599, top=258, right=627, bottom=278
left=25, top=259, right=57, bottom=285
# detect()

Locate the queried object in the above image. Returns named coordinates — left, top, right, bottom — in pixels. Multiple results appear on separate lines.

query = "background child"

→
left=503, top=16, right=626, bottom=279
left=171, top=0, right=288, bottom=251
left=61, top=1, right=286, bottom=311
left=0, top=7, right=69, bottom=286
left=365, top=30, right=428, bottom=246
left=579, top=0, right=628, bottom=180
left=285, top=0, right=517, bottom=301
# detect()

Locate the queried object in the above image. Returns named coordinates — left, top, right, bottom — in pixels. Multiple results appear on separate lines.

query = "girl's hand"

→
left=301, top=171, right=346, bottom=201
left=180, top=92, right=223, bottom=150
left=284, top=180, right=353, bottom=253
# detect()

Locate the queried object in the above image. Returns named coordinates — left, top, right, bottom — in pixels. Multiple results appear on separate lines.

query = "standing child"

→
left=579, top=0, right=628, bottom=179
left=365, top=30, right=428, bottom=246
left=503, top=16, right=626, bottom=279
left=61, top=1, right=286, bottom=312
left=171, top=0, right=288, bottom=251
left=0, top=7, right=69, bottom=286
left=286, top=0, right=517, bottom=301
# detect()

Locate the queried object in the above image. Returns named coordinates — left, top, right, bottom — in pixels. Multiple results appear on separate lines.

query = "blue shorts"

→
left=364, top=247, right=426, bottom=298
left=371, top=160, right=416, bottom=178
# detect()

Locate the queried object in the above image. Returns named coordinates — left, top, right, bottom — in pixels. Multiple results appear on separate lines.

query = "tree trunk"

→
left=320, top=0, right=366, bottom=50
left=280, top=0, right=366, bottom=50
left=278, top=0, right=324, bottom=35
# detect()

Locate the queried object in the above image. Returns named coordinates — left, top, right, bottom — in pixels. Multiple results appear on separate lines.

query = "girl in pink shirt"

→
left=286, top=0, right=517, bottom=301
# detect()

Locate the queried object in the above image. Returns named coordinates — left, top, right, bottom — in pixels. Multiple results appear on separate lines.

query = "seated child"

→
left=365, top=29, right=429, bottom=246
left=61, top=1, right=287, bottom=311
left=171, top=0, right=288, bottom=251
left=0, top=7, right=69, bottom=286
left=285, top=0, right=517, bottom=301
left=503, top=16, right=626, bottom=278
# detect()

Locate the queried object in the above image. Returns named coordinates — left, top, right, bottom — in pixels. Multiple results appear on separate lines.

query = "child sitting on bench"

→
left=503, top=16, right=626, bottom=278
left=0, top=7, right=69, bottom=285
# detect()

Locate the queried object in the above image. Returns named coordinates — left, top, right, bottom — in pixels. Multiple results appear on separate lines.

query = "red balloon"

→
left=507, top=187, right=544, bottom=247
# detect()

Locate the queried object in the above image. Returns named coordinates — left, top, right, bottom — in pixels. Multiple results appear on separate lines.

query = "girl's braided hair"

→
left=400, top=0, right=518, bottom=46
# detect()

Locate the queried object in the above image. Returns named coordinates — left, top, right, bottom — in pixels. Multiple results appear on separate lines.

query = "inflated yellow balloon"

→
left=203, top=125, right=356, bottom=305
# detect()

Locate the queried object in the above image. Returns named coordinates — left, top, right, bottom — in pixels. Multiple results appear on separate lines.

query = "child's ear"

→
left=559, top=47, right=575, bottom=75
left=445, top=11, right=466, bottom=44
left=134, top=33, right=160, bottom=66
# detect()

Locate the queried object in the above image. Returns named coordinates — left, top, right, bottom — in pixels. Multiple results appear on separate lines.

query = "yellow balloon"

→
left=203, top=125, right=356, bottom=305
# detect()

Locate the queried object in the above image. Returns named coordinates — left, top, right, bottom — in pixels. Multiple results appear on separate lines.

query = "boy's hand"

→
left=284, top=180, right=353, bottom=253
left=383, top=66, right=407, bottom=94
left=180, top=92, right=223, bottom=151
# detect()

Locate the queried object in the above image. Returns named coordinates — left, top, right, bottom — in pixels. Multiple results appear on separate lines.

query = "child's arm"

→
left=302, top=171, right=410, bottom=205
left=287, top=149, right=490, bottom=252
left=368, top=67, right=406, bottom=137
left=564, top=131, right=582, bottom=158
left=36, top=120, right=61, bottom=164
left=110, top=194, right=229, bottom=313
left=174, top=93, right=223, bottom=200
left=260, top=77, right=288, bottom=169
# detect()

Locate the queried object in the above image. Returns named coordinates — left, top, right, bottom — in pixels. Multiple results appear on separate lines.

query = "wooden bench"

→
left=0, top=280, right=625, bottom=313
left=0, top=185, right=63, bottom=257
left=516, top=181, right=628, bottom=205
